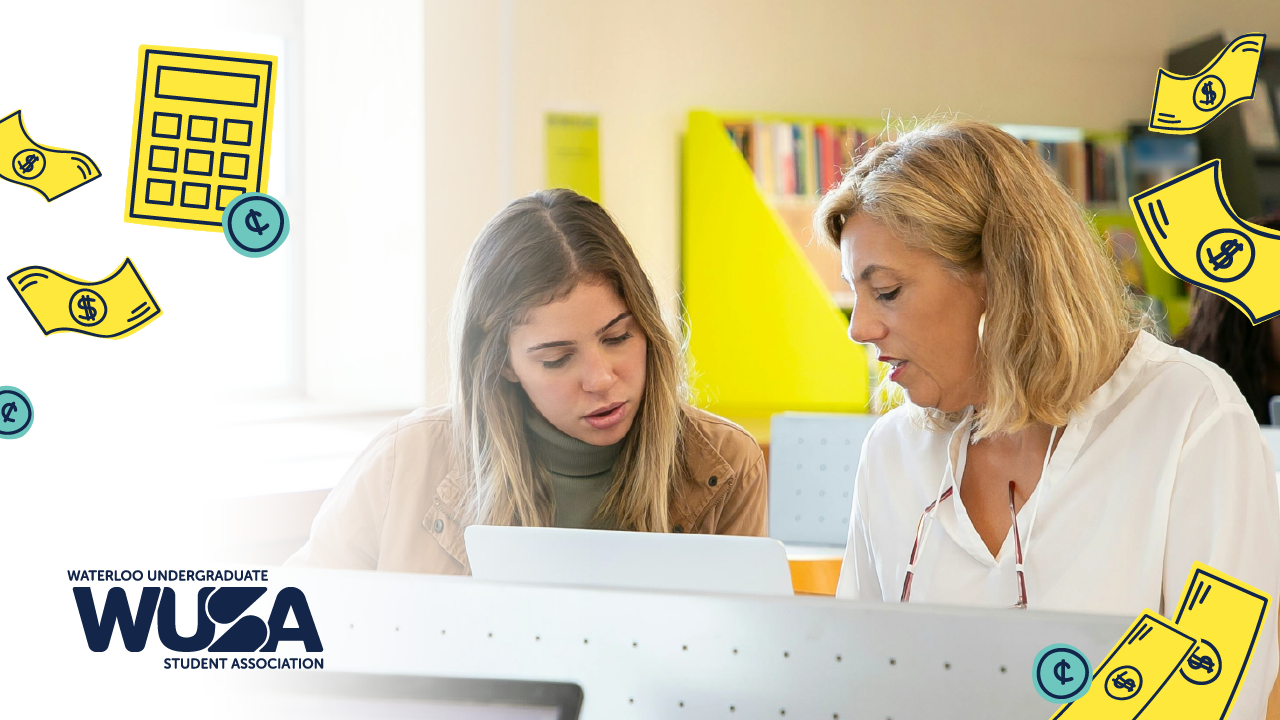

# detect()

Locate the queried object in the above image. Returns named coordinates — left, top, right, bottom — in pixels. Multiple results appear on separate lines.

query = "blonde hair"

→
left=814, top=118, right=1140, bottom=440
left=448, top=189, right=687, bottom=531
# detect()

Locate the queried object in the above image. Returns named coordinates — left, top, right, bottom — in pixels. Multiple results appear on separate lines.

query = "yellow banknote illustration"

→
left=1143, top=563, right=1270, bottom=720
left=7, top=258, right=162, bottom=339
left=1129, top=159, right=1280, bottom=324
left=124, top=45, right=277, bottom=232
left=0, top=110, right=101, bottom=201
left=1051, top=612, right=1195, bottom=720
left=1149, top=34, right=1266, bottom=134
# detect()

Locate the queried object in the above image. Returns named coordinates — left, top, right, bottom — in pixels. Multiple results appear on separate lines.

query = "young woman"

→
left=287, top=189, right=767, bottom=573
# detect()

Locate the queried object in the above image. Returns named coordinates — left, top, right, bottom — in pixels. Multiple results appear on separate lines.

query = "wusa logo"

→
left=70, top=569, right=324, bottom=670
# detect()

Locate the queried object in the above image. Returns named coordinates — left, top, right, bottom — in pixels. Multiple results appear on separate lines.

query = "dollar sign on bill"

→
left=1200, top=80, right=1218, bottom=108
left=17, top=153, right=38, bottom=174
left=1187, top=652, right=1216, bottom=673
left=244, top=208, right=270, bottom=236
left=1207, top=237, right=1244, bottom=271
left=1, top=402, right=15, bottom=423
left=1054, top=659, right=1074, bottom=685
left=1112, top=671, right=1137, bottom=693
left=76, top=294, right=98, bottom=323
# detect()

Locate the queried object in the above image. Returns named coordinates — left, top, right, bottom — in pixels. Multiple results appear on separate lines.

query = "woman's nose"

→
left=581, top=350, right=617, bottom=393
left=848, top=305, right=886, bottom=345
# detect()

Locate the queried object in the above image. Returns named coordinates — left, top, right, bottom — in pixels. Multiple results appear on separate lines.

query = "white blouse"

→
left=837, top=330, right=1280, bottom=717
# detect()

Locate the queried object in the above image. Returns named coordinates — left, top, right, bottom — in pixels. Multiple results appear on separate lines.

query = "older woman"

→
left=815, top=119, right=1280, bottom=715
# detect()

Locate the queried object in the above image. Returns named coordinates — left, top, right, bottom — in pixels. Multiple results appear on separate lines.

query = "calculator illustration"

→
left=124, top=45, right=277, bottom=232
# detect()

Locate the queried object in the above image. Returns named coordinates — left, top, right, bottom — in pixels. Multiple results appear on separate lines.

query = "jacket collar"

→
left=428, top=406, right=739, bottom=567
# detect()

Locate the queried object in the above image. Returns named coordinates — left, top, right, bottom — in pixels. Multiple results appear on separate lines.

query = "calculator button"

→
left=152, top=112, right=181, bottom=139
left=148, top=146, right=179, bottom=173
left=223, top=120, right=253, bottom=146
left=184, top=149, right=215, bottom=176
left=187, top=115, right=217, bottom=142
left=180, top=182, right=211, bottom=209
left=216, top=185, right=247, bottom=211
left=145, top=178, right=175, bottom=206
left=219, top=153, right=250, bottom=180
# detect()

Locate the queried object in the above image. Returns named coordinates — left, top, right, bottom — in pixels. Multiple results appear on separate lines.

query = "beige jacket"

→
left=286, top=404, right=768, bottom=574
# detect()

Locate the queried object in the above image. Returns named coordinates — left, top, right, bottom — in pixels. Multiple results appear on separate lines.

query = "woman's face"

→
left=504, top=280, right=648, bottom=446
left=839, top=214, right=987, bottom=413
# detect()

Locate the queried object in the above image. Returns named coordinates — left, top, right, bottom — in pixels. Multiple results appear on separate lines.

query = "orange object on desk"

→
left=788, top=557, right=843, bottom=596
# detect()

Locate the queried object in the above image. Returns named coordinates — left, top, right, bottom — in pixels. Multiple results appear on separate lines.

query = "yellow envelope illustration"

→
left=1052, top=612, right=1195, bottom=720
left=1143, top=563, right=1270, bottom=720
left=1129, top=159, right=1280, bottom=325
left=7, top=258, right=162, bottom=339
left=0, top=110, right=101, bottom=201
left=1149, top=34, right=1266, bottom=134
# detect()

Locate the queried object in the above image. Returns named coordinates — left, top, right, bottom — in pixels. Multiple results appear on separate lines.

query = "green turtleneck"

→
left=524, top=407, right=625, bottom=529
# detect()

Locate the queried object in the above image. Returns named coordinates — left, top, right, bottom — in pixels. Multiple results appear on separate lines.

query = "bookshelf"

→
left=682, top=109, right=1191, bottom=436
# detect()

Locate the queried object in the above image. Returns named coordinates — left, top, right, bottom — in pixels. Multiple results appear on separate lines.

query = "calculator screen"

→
left=155, top=67, right=260, bottom=107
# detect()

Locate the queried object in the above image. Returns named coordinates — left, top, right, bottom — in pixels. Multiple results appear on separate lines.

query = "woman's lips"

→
left=584, top=402, right=626, bottom=430
left=888, top=360, right=908, bottom=382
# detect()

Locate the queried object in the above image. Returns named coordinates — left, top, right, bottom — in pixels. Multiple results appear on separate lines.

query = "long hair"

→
left=814, top=118, right=1141, bottom=440
left=448, top=189, right=687, bottom=531
left=1176, top=211, right=1280, bottom=426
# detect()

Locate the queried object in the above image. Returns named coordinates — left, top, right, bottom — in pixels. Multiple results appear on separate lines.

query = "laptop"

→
left=246, top=673, right=583, bottom=719
left=465, top=526, right=794, bottom=596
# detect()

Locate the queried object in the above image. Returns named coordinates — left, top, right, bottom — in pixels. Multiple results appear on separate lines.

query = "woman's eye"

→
left=876, top=288, right=900, bottom=302
left=603, top=331, right=633, bottom=346
left=542, top=355, right=572, bottom=369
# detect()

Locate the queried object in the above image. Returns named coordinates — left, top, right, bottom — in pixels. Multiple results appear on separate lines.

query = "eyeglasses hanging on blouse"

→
left=899, top=424, right=1058, bottom=610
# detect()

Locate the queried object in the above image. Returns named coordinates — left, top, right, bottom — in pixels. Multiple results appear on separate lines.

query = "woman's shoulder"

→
left=1135, top=332, right=1251, bottom=412
left=679, top=405, right=764, bottom=467
left=359, top=404, right=457, bottom=463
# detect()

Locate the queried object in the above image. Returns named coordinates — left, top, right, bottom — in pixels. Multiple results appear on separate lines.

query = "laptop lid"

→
left=248, top=673, right=583, bottom=720
left=465, top=526, right=793, bottom=596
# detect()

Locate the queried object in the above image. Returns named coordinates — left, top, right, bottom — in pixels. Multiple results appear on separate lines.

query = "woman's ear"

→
left=500, top=364, right=519, bottom=383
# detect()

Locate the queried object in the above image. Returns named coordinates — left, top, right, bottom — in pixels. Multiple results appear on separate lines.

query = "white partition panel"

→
left=276, top=568, right=1131, bottom=720
left=769, top=413, right=880, bottom=545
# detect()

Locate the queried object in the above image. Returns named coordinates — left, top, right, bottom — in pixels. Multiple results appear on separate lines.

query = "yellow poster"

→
left=545, top=112, right=600, bottom=202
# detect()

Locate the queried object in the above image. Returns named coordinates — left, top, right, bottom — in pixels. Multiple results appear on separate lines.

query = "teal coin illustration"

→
left=221, top=192, right=290, bottom=258
left=0, top=386, right=34, bottom=439
left=1033, top=643, right=1092, bottom=704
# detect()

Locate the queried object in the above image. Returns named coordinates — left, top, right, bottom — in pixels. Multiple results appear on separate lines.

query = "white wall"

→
left=302, top=0, right=429, bottom=407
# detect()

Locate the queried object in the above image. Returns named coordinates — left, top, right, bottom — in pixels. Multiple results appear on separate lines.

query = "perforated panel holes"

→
left=349, top=624, right=353, bottom=629
left=1000, top=665, right=1007, bottom=673
left=889, top=658, right=896, bottom=665
left=536, top=636, right=541, bottom=642
left=820, top=464, right=826, bottom=471
left=819, top=490, right=825, bottom=497
left=845, top=439, right=851, bottom=445
left=487, top=632, right=493, bottom=638
left=583, top=638, right=589, bottom=645
left=944, top=662, right=951, bottom=670
left=440, top=629, right=446, bottom=635
left=836, top=654, right=842, bottom=662
left=844, top=465, right=850, bottom=472
left=632, top=641, right=638, bottom=648
left=783, top=651, right=790, bottom=658
left=679, top=701, right=684, bottom=708
left=732, top=648, right=738, bottom=655
left=730, top=706, right=736, bottom=712
left=795, top=489, right=802, bottom=496
left=682, top=644, right=688, bottom=651
left=821, top=438, right=827, bottom=445
left=394, top=626, right=399, bottom=632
